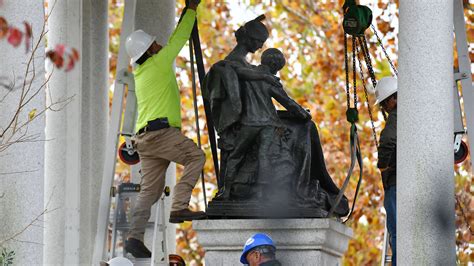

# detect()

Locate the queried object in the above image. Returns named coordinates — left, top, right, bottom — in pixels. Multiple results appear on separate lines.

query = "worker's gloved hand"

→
left=188, top=0, right=201, bottom=10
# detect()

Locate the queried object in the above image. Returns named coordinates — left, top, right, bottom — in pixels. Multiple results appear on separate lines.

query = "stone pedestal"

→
left=193, top=219, right=352, bottom=266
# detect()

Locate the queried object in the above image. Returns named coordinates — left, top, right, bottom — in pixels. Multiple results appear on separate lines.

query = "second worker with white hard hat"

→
left=375, top=76, right=397, bottom=266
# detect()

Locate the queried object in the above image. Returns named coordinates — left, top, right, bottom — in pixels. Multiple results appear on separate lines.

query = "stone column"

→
left=398, top=0, right=455, bottom=264
left=44, top=0, right=108, bottom=264
left=194, top=219, right=353, bottom=265
left=81, top=0, right=109, bottom=263
left=134, top=0, right=178, bottom=258
left=0, top=1, right=45, bottom=265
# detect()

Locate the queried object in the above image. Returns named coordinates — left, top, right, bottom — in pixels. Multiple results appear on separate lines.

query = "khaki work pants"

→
left=128, top=127, right=205, bottom=241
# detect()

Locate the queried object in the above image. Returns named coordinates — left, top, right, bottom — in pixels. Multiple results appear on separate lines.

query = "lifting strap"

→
left=190, top=21, right=220, bottom=181
left=189, top=40, right=207, bottom=210
left=327, top=32, right=363, bottom=223
left=179, top=5, right=221, bottom=210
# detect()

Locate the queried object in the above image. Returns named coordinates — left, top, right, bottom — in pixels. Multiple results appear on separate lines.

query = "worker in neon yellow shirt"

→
left=124, top=0, right=205, bottom=258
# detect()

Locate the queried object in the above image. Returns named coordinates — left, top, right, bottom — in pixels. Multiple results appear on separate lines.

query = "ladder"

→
left=110, top=183, right=171, bottom=265
left=453, top=0, right=474, bottom=162
left=381, top=0, right=473, bottom=264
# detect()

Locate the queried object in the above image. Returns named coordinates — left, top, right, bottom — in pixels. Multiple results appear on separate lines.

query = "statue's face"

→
left=246, top=37, right=265, bottom=53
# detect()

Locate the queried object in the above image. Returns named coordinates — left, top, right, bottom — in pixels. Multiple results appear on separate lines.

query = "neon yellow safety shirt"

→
left=134, top=9, right=196, bottom=132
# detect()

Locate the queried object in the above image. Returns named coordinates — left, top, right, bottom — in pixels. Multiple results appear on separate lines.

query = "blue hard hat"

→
left=240, top=233, right=276, bottom=264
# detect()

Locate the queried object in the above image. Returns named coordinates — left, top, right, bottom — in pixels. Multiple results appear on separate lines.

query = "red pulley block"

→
left=455, top=140, right=469, bottom=164
left=118, top=142, right=140, bottom=165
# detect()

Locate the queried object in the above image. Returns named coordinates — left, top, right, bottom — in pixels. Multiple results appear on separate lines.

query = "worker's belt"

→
left=137, top=117, right=170, bottom=135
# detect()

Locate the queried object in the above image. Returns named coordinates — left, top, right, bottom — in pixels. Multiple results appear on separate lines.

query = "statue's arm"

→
left=234, top=67, right=281, bottom=87
left=234, top=67, right=265, bottom=80
left=272, top=86, right=311, bottom=120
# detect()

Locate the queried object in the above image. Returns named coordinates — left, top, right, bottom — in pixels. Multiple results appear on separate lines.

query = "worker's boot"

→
left=169, top=209, right=207, bottom=223
left=124, top=238, right=152, bottom=258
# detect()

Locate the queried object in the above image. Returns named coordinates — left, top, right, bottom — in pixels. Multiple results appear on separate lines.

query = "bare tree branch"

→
left=0, top=186, right=59, bottom=246
left=0, top=209, right=47, bottom=246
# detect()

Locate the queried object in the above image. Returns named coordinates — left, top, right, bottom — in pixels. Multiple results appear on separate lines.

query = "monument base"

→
left=206, top=200, right=328, bottom=219
left=193, top=218, right=353, bottom=266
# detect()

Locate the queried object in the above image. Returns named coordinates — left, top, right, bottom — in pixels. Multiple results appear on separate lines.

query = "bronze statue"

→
left=203, top=16, right=349, bottom=218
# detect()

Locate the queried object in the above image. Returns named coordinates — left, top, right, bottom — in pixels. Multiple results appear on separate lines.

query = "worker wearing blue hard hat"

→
left=240, top=233, right=281, bottom=266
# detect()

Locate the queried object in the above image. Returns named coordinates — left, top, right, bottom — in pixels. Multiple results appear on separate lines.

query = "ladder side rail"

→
left=453, top=75, right=465, bottom=152
left=110, top=192, right=123, bottom=258
left=453, top=74, right=465, bottom=135
left=120, top=70, right=138, bottom=137
left=381, top=223, right=390, bottom=266
left=150, top=200, right=160, bottom=266
left=150, top=197, right=168, bottom=266
left=453, top=0, right=474, bottom=163
left=93, top=0, right=137, bottom=262
left=161, top=197, right=169, bottom=266
left=117, top=70, right=137, bottom=153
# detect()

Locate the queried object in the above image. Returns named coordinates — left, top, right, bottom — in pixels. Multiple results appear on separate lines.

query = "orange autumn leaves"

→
left=0, top=16, right=79, bottom=72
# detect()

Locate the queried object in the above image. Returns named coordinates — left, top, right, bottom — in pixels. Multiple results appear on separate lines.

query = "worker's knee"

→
left=196, top=149, right=206, bottom=165
left=184, top=147, right=205, bottom=166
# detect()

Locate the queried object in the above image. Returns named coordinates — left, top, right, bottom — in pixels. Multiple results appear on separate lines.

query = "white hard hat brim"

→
left=374, top=88, right=397, bottom=105
left=130, top=36, right=156, bottom=63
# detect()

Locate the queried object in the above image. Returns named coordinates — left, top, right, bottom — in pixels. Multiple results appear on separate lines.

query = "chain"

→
left=344, top=33, right=350, bottom=109
left=360, top=35, right=387, bottom=121
left=370, top=25, right=398, bottom=77
left=352, top=36, right=358, bottom=108
left=360, top=35, right=377, bottom=89
left=355, top=37, right=379, bottom=147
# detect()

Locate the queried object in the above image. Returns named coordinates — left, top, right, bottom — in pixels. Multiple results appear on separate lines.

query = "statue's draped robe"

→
left=203, top=60, right=349, bottom=216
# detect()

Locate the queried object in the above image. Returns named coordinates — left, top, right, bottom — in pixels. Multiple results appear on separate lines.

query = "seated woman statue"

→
left=203, top=17, right=349, bottom=218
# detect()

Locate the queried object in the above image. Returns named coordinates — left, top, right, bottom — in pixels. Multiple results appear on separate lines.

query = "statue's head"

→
left=235, top=15, right=269, bottom=53
left=261, top=48, right=286, bottom=74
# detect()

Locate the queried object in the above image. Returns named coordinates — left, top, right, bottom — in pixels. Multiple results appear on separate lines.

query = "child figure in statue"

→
left=218, top=48, right=311, bottom=200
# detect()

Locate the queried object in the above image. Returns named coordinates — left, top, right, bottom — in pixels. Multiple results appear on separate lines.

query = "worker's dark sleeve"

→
left=377, top=110, right=397, bottom=187
left=271, top=85, right=309, bottom=120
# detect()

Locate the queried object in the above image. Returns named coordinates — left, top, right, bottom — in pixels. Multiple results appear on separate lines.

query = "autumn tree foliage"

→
left=108, top=0, right=473, bottom=264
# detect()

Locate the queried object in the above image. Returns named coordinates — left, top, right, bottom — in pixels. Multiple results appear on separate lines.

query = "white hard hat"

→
left=375, top=76, right=397, bottom=104
left=106, top=257, right=133, bottom=266
left=125, top=29, right=156, bottom=63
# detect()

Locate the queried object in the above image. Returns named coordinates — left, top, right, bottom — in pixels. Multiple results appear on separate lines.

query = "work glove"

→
left=187, top=0, right=201, bottom=8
